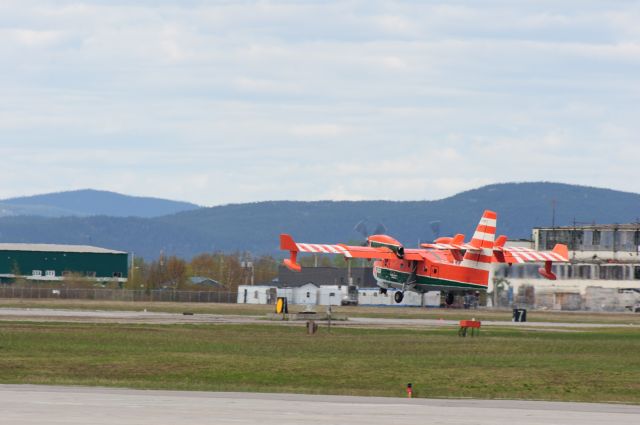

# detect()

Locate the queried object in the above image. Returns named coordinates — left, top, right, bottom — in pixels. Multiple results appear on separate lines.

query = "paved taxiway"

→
left=0, top=307, right=635, bottom=329
left=0, top=385, right=638, bottom=425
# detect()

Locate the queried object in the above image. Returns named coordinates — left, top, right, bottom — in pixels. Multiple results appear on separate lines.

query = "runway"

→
left=0, top=307, right=635, bottom=329
left=0, top=385, right=637, bottom=425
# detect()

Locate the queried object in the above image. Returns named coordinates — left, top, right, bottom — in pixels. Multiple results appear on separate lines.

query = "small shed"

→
left=317, top=285, right=347, bottom=306
left=291, top=282, right=318, bottom=305
left=237, top=285, right=277, bottom=304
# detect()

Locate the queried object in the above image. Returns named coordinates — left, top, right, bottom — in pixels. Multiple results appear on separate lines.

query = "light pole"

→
left=241, top=261, right=254, bottom=286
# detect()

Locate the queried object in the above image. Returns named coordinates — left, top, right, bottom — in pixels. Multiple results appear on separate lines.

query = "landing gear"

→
left=379, top=287, right=387, bottom=295
left=445, top=292, right=455, bottom=306
left=394, top=291, right=404, bottom=303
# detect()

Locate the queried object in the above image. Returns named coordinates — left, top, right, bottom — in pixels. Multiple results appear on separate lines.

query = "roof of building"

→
left=277, top=265, right=378, bottom=288
left=0, top=243, right=126, bottom=254
left=189, top=276, right=222, bottom=286
left=535, top=224, right=640, bottom=231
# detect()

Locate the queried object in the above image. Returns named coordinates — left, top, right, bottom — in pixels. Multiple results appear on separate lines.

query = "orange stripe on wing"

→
left=463, top=252, right=494, bottom=263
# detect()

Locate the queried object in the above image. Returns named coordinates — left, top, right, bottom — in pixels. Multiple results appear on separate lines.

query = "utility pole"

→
left=130, top=252, right=135, bottom=287
left=241, top=256, right=254, bottom=286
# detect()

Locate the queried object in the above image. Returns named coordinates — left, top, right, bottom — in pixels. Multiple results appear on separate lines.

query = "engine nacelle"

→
left=368, top=235, right=404, bottom=258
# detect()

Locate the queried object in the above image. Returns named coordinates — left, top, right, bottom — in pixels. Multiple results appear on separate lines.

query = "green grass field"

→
left=2, top=298, right=640, bottom=324
left=0, top=321, right=638, bottom=403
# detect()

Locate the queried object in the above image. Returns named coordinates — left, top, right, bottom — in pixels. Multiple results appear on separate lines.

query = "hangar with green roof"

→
left=0, top=243, right=128, bottom=284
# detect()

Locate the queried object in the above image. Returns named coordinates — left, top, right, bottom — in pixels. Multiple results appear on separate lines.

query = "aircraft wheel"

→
left=445, top=292, right=455, bottom=306
left=394, top=291, right=404, bottom=303
left=379, top=288, right=387, bottom=295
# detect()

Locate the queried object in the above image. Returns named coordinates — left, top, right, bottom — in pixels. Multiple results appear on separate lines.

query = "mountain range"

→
left=0, top=189, right=199, bottom=218
left=0, top=182, right=639, bottom=259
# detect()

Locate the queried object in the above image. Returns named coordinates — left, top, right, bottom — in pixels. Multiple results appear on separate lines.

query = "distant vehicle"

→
left=341, top=285, right=358, bottom=306
left=280, top=210, right=569, bottom=305
left=626, top=303, right=640, bottom=313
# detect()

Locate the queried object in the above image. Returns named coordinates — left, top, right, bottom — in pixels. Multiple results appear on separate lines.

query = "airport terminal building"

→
left=493, top=223, right=640, bottom=311
left=0, top=243, right=128, bottom=284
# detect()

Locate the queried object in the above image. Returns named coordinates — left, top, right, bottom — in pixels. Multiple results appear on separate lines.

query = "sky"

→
left=1, top=0, right=639, bottom=206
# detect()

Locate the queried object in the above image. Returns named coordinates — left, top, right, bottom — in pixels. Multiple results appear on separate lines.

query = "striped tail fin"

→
left=461, top=210, right=497, bottom=270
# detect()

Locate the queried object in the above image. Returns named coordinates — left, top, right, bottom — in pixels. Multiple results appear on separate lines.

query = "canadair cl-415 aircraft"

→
left=280, top=210, right=569, bottom=304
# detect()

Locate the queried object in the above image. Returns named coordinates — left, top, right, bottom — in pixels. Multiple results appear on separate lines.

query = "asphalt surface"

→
left=0, top=307, right=636, bottom=329
left=0, top=385, right=637, bottom=425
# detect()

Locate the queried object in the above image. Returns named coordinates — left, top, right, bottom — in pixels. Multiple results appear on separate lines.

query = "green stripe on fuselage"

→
left=369, top=241, right=401, bottom=255
left=375, top=267, right=486, bottom=291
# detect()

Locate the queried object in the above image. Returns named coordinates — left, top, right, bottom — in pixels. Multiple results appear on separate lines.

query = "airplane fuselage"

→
left=372, top=255, right=490, bottom=294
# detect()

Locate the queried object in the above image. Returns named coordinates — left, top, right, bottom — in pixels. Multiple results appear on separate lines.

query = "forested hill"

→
left=0, top=182, right=639, bottom=258
left=0, top=189, right=199, bottom=218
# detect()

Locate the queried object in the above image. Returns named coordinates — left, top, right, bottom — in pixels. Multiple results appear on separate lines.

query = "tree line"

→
left=126, top=252, right=280, bottom=291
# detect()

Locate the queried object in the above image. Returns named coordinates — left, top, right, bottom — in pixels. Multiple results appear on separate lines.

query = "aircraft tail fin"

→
left=461, top=210, right=497, bottom=270
left=469, top=210, right=497, bottom=249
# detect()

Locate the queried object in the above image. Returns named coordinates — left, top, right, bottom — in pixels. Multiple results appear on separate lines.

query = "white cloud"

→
left=0, top=1, right=639, bottom=203
left=289, top=124, right=345, bottom=138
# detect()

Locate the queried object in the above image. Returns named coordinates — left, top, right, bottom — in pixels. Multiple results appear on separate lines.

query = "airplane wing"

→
left=421, top=242, right=570, bottom=264
left=280, top=234, right=421, bottom=272
left=421, top=242, right=478, bottom=250
left=421, top=241, right=569, bottom=280
left=494, top=244, right=569, bottom=264
left=495, top=244, right=569, bottom=280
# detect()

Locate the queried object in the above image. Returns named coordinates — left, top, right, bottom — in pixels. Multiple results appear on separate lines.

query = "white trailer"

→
left=291, top=283, right=318, bottom=305
left=357, top=288, right=440, bottom=307
left=317, top=285, right=347, bottom=306
left=237, top=285, right=277, bottom=304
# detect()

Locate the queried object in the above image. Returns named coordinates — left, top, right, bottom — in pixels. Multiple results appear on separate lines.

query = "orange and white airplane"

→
left=280, top=210, right=569, bottom=304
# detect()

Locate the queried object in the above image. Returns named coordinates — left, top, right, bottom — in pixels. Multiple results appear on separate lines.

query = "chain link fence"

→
left=0, top=287, right=238, bottom=303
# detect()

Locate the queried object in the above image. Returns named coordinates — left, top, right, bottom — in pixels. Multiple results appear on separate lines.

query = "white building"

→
left=289, top=282, right=318, bottom=305
left=237, top=283, right=440, bottom=307
left=237, top=285, right=277, bottom=304
left=317, top=285, right=349, bottom=306
left=485, top=224, right=640, bottom=310
left=357, top=288, right=440, bottom=307
left=533, top=223, right=640, bottom=262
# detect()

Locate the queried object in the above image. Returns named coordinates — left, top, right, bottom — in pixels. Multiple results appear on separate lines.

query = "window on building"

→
left=45, top=270, right=55, bottom=277
left=592, top=230, right=601, bottom=246
left=577, top=265, right=591, bottom=279
left=373, top=292, right=378, bottom=297
left=635, top=267, right=640, bottom=280
left=600, top=265, right=623, bottom=280
left=32, top=270, right=42, bottom=277
left=254, top=291, right=258, bottom=299
left=112, top=272, right=122, bottom=277
left=306, top=292, right=310, bottom=298
left=329, top=292, right=335, bottom=297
